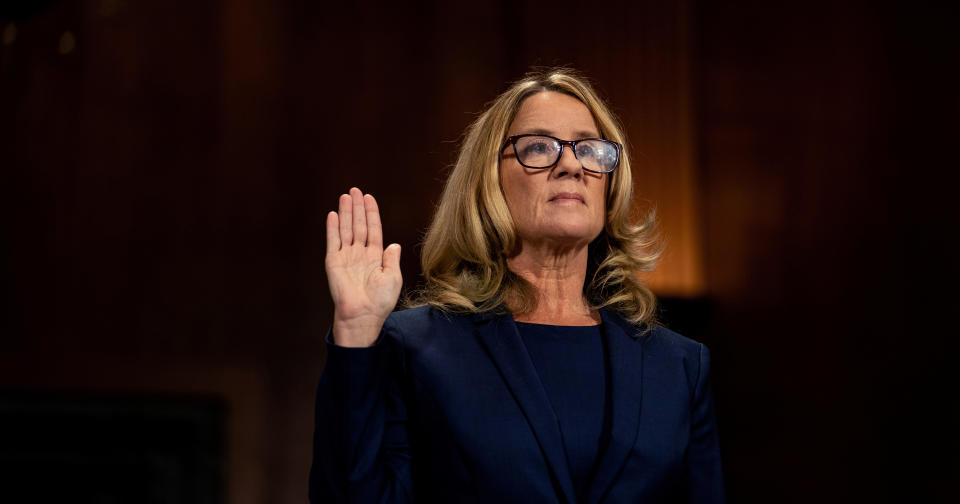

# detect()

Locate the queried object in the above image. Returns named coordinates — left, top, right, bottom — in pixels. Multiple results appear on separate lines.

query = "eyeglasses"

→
left=501, top=134, right=621, bottom=174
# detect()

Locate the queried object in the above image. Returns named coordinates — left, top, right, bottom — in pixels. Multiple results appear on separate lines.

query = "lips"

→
left=549, top=192, right=585, bottom=203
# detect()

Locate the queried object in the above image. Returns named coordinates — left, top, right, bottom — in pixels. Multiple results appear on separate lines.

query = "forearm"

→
left=309, top=330, right=413, bottom=503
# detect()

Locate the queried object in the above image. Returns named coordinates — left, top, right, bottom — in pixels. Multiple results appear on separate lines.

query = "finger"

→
left=383, top=243, right=401, bottom=273
left=326, top=211, right=340, bottom=254
left=350, top=187, right=367, bottom=246
left=365, top=194, right=383, bottom=249
left=338, top=193, right=353, bottom=245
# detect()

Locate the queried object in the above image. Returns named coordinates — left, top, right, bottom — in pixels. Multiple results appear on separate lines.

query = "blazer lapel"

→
left=584, top=309, right=645, bottom=504
left=474, top=313, right=578, bottom=504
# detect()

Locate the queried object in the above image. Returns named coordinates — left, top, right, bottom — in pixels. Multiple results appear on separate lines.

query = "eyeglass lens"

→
left=514, top=135, right=618, bottom=173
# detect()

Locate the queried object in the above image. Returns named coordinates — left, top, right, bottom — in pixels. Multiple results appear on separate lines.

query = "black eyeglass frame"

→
left=501, top=134, right=622, bottom=174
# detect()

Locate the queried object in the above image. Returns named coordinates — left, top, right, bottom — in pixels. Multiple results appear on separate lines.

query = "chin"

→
left=537, top=224, right=600, bottom=245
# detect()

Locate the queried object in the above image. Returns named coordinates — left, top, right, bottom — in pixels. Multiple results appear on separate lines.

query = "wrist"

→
left=332, top=315, right=385, bottom=348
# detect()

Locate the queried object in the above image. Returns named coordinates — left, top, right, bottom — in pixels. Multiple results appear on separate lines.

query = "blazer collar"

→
left=584, top=308, right=645, bottom=504
left=472, top=308, right=645, bottom=504
left=474, top=312, right=578, bottom=504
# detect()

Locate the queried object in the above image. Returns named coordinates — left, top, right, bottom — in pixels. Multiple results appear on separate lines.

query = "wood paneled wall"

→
left=694, top=1, right=955, bottom=502
left=4, top=0, right=953, bottom=502
left=1, top=1, right=701, bottom=501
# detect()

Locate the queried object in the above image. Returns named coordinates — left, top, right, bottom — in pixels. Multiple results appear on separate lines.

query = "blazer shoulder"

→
left=603, top=309, right=706, bottom=360
left=382, top=305, right=474, bottom=343
left=384, top=304, right=433, bottom=328
left=645, top=324, right=705, bottom=356
left=384, top=305, right=462, bottom=327
left=642, top=324, right=712, bottom=390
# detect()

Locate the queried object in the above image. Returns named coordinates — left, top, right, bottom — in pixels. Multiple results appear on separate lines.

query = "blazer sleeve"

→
left=308, top=327, right=413, bottom=503
left=686, top=343, right=726, bottom=503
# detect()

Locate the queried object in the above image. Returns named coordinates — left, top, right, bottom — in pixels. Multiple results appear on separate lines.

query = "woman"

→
left=311, top=68, right=724, bottom=503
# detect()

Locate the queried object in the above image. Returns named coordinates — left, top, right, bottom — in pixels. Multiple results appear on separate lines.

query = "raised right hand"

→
left=325, top=187, right=402, bottom=347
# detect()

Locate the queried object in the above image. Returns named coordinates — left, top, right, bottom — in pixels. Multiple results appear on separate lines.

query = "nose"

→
left=551, top=145, right=583, bottom=180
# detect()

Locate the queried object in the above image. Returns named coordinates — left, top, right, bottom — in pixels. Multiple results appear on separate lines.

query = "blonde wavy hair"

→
left=411, top=67, right=661, bottom=326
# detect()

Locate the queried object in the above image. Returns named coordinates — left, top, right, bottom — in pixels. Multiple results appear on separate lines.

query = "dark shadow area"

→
left=1, top=0, right=956, bottom=502
left=0, top=391, right=224, bottom=503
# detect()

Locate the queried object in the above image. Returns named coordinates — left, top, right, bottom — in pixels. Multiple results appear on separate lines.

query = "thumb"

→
left=383, top=243, right=401, bottom=272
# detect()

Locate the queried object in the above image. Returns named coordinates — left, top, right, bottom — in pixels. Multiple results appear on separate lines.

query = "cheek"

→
left=592, top=181, right=607, bottom=219
left=501, top=167, right=538, bottom=216
left=501, top=173, right=521, bottom=212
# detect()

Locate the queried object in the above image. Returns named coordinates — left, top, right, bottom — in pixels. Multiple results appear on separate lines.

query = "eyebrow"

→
left=524, top=128, right=600, bottom=139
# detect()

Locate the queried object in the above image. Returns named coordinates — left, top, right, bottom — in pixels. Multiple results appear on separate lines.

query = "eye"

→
left=521, top=140, right=552, bottom=156
left=576, top=143, right=596, bottom=159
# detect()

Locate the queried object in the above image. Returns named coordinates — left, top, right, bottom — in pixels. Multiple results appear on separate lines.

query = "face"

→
left=500, top=91, right=607, bottom=251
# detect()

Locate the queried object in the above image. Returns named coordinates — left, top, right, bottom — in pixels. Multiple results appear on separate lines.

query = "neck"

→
left=506, top=240, right=600, bottom=325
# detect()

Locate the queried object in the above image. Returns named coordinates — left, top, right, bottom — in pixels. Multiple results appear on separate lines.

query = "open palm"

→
left=325, top=187, right=402, bottom=347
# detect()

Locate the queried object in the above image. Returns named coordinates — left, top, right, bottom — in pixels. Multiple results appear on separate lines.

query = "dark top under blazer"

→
left=310, top=306, right=725, bottom=503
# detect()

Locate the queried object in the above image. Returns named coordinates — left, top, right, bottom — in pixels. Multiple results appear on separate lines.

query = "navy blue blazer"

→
left=310, top=306, right=724, bottom=503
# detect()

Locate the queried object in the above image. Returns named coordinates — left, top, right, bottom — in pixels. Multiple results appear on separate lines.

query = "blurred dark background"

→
left=1, top=0, right=956, bottom=502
